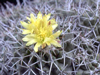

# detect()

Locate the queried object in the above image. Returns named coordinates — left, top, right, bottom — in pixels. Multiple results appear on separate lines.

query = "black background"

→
left=0, top=0, right=23, bottom=8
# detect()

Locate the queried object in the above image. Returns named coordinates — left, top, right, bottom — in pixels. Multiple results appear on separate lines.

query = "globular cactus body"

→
left=0, top=0, right=100, bottom=75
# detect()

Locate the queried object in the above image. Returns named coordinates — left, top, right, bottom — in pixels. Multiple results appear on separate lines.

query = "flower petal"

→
left=52, top=24, right=58, bottom=30
left=22, top=37, right=30, bottom=41
left=34, top=43, right=41, bottom=52
left=26, top=17, right=30, bottom=20
left=43, top=37, right=61, bottom=47
left=22, top=30, right=31, bottom=34
left=26, top=39, right=37, bottom=46
left=20, top=21, right=28, bottom=28
left=50, top=30, right=62, bottom=39
left=51, top=40, right=61, bottom=47
left=22, top=34, right=35, bottom=41
left=50, top=18, right=56, bottom=23
left=37, top=12, right=42, bottom=19
left=43, top=37, right=51, bottom=45
left=30, top=13, right=36, bottom=20
left=45, top=13, right=51, bottom=20
left=49, top=19, right=58, bottom=30
left=30, top=13, right=36, bottom=24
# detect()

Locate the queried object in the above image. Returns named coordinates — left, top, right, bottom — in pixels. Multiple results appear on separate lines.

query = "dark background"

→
left=0, top=0, right=23, bottom=4
left=0, top=0, right=24, bottom=8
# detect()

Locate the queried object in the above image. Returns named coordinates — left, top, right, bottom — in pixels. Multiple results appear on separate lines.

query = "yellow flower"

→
left=21, top=12, right=62, bottom=52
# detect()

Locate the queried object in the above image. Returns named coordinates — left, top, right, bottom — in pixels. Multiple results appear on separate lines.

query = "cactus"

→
left=0, top=0, right=100, bottom=75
